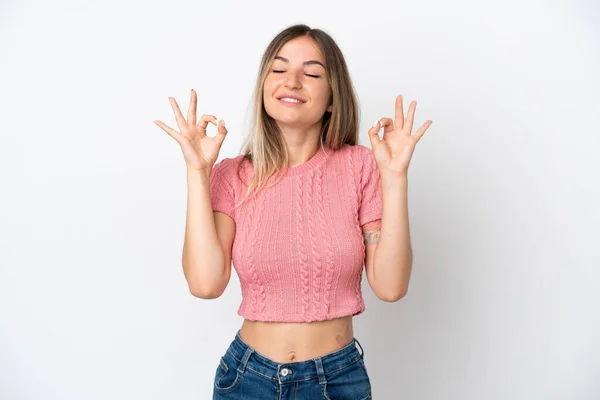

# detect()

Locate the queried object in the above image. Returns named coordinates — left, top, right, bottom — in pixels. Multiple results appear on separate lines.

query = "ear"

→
left=326, top=103, right=333, bottom=113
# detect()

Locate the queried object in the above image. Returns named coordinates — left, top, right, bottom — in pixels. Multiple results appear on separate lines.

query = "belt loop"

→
left=238, top=347, right=254, bottom=374
left=313, top=357, right=327, bottom=385
left=354, top=338, right=365, bottom=358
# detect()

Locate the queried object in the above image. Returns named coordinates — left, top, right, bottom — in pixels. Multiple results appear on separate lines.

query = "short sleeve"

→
left=209, top=158, right=235, bottom=220
left=358, top=146, right=383, bottom=226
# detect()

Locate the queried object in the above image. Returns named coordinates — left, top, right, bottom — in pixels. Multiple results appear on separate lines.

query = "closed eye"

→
left=272, top=70, right=320, bottom=78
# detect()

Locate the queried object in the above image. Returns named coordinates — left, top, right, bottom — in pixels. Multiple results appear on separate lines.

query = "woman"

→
left=154, top=24, right=432, bottom=399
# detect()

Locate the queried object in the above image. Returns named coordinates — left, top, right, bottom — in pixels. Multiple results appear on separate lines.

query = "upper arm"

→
left=362, top=219, right=381, bottom=287
left=209, top=158, right=237, bottom=295
left=213, top=211, right=235, bottom=291
left=357, top=146, right=383, bottom=227
left=356, top=146, right=383, bottom=286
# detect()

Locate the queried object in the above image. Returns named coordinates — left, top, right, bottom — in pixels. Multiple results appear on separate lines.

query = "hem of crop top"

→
left=237, top=303, right=366, bottom=323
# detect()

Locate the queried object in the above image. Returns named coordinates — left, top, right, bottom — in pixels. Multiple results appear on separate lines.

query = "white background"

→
left=1, top=0, right=599, bottom=398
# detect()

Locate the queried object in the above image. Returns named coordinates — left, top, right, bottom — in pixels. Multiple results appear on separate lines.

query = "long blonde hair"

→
left=234, top=24, right=360, bottom=209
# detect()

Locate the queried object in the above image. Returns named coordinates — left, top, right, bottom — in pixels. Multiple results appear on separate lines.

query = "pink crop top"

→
left=208, top=143, right=383, bottom=322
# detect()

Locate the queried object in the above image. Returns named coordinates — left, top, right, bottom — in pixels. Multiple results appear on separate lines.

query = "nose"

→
left=284, top=71, right=302, bottom=89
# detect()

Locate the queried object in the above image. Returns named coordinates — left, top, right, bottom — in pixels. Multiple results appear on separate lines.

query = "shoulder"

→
left=338, top=143, right=375, bottom=166
left=335, top=143, right=365, bottom=154
left=340, top=143, right=373, bottom=155
left=210, top=157, right=235, bottom=190
left=212, top=154, right=246, bottom=175
left=211, top=155, right=253, bottom=191
left=356, top=144, right=375, bottom=157
left=332, top=144, right=375, bottom=171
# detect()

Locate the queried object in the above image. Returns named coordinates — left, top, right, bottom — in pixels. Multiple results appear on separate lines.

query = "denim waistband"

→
left=225, top=330, right=365, bottom=384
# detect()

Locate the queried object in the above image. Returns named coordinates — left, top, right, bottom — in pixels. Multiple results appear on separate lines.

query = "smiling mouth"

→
left=278, top=97, right=305, bottom=106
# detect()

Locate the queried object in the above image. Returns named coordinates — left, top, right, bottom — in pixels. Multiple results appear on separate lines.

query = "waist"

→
left=239, top=315, right=354, bottom=363
left=227, top=328, right=365, bottom=382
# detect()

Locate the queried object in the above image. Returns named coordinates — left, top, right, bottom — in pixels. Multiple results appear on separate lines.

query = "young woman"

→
left=154, top=24, right=432, bottom=400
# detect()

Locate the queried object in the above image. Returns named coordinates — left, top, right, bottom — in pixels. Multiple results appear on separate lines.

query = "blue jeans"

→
left=213, top=330, right=372, bottom=399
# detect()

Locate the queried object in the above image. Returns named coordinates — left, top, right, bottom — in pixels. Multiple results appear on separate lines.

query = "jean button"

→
left=281, top=368, right=289, bottom=376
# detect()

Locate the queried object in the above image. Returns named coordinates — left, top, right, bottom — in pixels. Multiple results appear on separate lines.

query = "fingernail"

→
left=372, top=120, right=380, bottom=128
left=221, top=119, right=226, bottom=127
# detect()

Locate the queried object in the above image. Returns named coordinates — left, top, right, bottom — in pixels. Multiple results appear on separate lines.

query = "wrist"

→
left=187, top=166, right=211, bottom=180
left=381, top=169, right=408, bottom=182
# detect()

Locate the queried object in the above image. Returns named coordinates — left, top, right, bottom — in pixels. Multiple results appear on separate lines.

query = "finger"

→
left=367, top=119, right=382, bottom=148
left=405, top=100, right=417, bottom=134
left=379, top=117, right=394, bottom=133
left=188, top=89, right=197, bottom=127
left=394, top=94, right=404, bottom=130
left=154, top=120, right=184, bottom=144
left=413, top=120, right=432, bottom=142
left=214, top=119, right=228, bottom=147
left=168, top=97, right=188, bottom=133
left=196, top=114, right=219, bottom=136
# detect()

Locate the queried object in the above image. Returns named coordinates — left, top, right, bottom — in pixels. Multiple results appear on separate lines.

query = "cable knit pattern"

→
left=239, top=185, right=266, bottom=316
left=357, top=145, right=384, bottom=226
left=346, top=146, right=364, bottom=311
left=208, top=144, right=383, bottom=322
left=208, top=160, right=235, bottom=220
left=247, top=189, right=267, bottom=314
left=307, top=168, right=322, bottom=314
left=318, top=163, right=336, bottom=316
left=295, top=174, right=310, bottom=315
left=240, top=186, right=257, bottom=313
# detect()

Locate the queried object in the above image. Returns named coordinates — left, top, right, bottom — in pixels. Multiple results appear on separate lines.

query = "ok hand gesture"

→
left=368, top=94, right=432, bottom=175
left=154, top=89, right=228, bottom=171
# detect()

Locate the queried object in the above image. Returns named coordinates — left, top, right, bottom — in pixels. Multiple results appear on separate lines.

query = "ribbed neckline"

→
left=284, top=145, right=330, bottom=177
left=239, top=145, right=335, bottom=180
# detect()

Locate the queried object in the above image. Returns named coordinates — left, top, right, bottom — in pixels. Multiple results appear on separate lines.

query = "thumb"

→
left=214, top=118, right=228, bottom=147
left=367, top=119, right=382, bottom=148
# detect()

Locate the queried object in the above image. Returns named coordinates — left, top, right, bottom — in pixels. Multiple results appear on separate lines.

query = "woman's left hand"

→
left=368, top=94, right=433, bottom=175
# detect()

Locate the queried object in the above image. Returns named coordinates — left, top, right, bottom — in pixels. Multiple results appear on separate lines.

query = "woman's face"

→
left=263, top=36, right=333, bottom=129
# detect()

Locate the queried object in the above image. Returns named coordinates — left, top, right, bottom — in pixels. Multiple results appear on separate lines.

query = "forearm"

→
left=181, top=167, right=227, bottom=296
left=372, top=172, right=413, bottom=299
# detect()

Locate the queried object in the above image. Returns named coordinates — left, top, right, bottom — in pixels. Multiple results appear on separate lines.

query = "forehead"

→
left=275, top=36, right=324, bottom=63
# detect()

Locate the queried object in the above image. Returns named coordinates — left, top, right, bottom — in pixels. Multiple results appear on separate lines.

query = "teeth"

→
left=281, top=97, right=302, bottom=103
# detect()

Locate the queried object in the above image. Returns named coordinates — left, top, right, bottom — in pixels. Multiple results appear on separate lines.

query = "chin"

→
left=265, top=105, right=324, bottom=128
left=273, top=117, right=307, bottom=127
left=266, top=111, right=301, bottom=125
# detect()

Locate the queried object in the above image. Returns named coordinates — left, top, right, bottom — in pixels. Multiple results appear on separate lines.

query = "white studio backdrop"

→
left=1, top=0, right=599, bottom=399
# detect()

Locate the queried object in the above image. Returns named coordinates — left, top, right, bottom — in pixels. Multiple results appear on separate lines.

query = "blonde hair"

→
left=234, top=24, right=360, bottom=209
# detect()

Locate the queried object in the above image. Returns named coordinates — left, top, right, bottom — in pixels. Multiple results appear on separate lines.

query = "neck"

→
left=277, top=121, right=324, bottom=167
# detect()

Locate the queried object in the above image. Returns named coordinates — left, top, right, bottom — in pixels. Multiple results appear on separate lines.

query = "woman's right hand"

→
left=154, top=89, right=228, bottom=171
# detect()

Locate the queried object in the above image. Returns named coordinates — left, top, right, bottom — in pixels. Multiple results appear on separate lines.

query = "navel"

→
left=287, top=351, right=296, bottom=361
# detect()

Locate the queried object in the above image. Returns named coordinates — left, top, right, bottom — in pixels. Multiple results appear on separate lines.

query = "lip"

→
left=278, top=98, right=304, bottom=107
left=276, top=93, right=306, bottom=103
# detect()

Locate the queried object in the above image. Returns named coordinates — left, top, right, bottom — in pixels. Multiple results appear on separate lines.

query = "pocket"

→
left=213, top=352, right=243, bottom=394
left=321, top=357, right=371, bottom=400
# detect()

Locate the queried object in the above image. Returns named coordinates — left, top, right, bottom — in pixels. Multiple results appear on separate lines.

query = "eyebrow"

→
left=274, top=56, right=325, bottom=68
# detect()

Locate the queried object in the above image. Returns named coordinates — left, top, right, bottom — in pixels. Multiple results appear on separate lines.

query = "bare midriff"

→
left=238, top=315, right=354, bottom=363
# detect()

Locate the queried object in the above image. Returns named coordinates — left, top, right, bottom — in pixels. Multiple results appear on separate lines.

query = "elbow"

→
left=377, top=287, right=408, bottom=303
left=190, top=285, right=223, bottom=299
left=189, top=282, right=225, bottom=299
left=183, top=259, right=229, bottom=299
